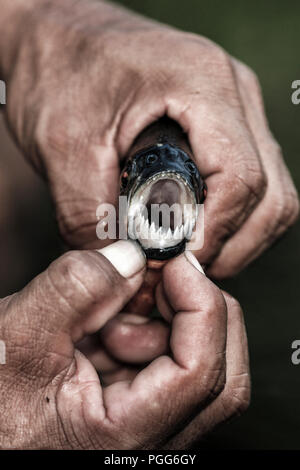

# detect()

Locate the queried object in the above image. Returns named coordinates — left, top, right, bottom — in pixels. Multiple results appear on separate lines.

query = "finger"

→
left=39, top=111, right=121, bottom=249
left=165, top=292, right=250, bottom=449
left=101, top=366, right=141, bottom=386
left=101, top=252, right=227, bottom=449
left=4, top=240, right=146, bottom=376
left=165, top=80, right=267, bottom=266
left=76, top=333, right=144, bottom=386
left=76, top=335, right=121, bottom=373
left=117, top=76, right=266, bottom=268
left=155, top=281, right=175, bottom=323
left=209, top=60, right=300, bottom=277
left=99, top=313, right=170, bottom=364
left=76, top=335, right=142, bottom=386
left=115, top=55, right=267, bottom=267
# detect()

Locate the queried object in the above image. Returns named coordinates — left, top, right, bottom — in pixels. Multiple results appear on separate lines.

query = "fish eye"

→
left=146, top=154, right=158, bottom=165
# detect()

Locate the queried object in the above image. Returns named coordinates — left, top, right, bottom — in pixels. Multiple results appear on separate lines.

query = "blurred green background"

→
left=0, top=0, right=299, bottom=449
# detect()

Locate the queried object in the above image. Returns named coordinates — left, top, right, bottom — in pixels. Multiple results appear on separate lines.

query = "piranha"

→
left=120, top=117, right=207, bottom=262
left=119, top=117, right=206, bottom=316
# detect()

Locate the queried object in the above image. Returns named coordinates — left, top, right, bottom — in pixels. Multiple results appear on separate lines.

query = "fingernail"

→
left=184, top=250, right=205, bottom=275
left=98, top=240, right=146, bottom=278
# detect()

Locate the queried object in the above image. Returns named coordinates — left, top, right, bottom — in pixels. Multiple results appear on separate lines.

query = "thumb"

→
left=159, top=251, right=227, bottom=371
left=3, top=241, right=145, bottom=375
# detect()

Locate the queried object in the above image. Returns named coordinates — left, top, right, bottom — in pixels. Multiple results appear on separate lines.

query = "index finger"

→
left=168, top=98, right=267, bottom=267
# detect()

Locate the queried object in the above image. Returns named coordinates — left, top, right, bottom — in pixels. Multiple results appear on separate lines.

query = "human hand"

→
left=0, top=241, right=250, bottom=449
left=1, top=0, right=298, bottom=278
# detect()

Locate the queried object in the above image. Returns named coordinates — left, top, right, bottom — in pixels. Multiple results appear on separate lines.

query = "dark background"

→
left=0, top=0, right=299, bottom=449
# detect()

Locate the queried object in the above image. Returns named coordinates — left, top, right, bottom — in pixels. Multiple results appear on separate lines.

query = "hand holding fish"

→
left=0, top=241, right=250, bottom=448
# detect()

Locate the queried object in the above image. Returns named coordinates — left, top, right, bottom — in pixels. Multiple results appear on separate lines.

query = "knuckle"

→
left=196, top=360, right=226, bottom=407
left=49, top=250, right=118, bottom=305
left=212, top=206, right=242, bottom=242
left=207, top=47, right=237, bottom=91
left=269, top=138, right=283, bottom=156
left=250, top=166, right=267, bottom=195
left=207, top=43, right=232, bottom=69
left=223, top=292, right=242, bottom=311
left=56, top=201, right=99, bottom=249
left=232, top=159, right=267, bottom=206
left=36, top=109, right=75, bottom=159
left=271, top=189, right=300, bottom=235
left=35, top=105, right=92, bottom=163
left=48, top=251, right=91, bottom=298
left=234, top=59, right=261, bottom=92
left=209, top=367, right=227, bottom=398
left=242, top=166, right=266, bottom=199
left=200, top=288, right=227, bottom=326
left=54, top=250, right=89, bottom=282
left=222, top=375, right=251, bottom=418
left=34, top=111, right=100, bottom=249
left=182, top=34, right=235, bottom=82
left=286, top=192, right=300, bottom=226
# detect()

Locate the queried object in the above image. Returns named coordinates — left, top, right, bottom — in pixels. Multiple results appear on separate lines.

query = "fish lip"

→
left=141, top=239, right=187, bottom=261
left=126, top=171, right=197, bottom=255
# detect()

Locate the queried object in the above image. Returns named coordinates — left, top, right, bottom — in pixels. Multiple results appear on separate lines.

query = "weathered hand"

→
left=0, top=241, right=250, bottom=449
left=0, top=0, right=298, bottom=279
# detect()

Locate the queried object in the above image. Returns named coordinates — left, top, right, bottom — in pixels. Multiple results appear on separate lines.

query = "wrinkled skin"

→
left=0, top=247, right=250, bottom=449
left=0, top=0, right=298, bottom=278
left=0, top=0, right=296, bottom=449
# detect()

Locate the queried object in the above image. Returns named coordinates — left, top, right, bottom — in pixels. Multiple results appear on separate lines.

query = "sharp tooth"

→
left=183, top=219, right=190, bottom=237
left=134, top=216, right=141, bottom=238
left=134, top=214, right=141, bottom=230
left=188, top=219, right=195, bottom=239
left=136, top=222, right=142, bottom=239
left=179, top=225, right=184, bottom=238
left=138, top=215, right=144, bottom=230
left=174, top=226, right=180, bottom=239
left=184, top=219, right=194, bottom=239
left=146, top=219, right=151, bottom=238
left=141, top=218, right=149, bottom=239
left=159, top=226, right=166, bottom=238
left=155, top=225, right=161, bottom=240
left=166, top=228, right=172, bottom=240
left=150, top=222, right=157, bottom=239
left=128, top=218, right=135, bottom=239
left=131, top=218, right=137, bottom=238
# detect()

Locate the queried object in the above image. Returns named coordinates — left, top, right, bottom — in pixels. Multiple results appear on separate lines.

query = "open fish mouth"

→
left=120, top=135, right=206, bottom=260
left=127, top=171, right=198, bottom=251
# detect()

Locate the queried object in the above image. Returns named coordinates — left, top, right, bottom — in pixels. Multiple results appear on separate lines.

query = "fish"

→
left=120, top=116, right=206, bottom=262
left=120, top=117, right=207, bottom=316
